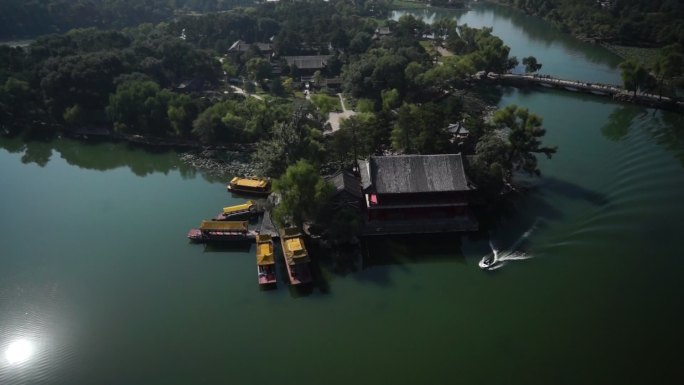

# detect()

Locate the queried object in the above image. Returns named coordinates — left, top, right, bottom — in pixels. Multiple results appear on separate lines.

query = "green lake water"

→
left=2, top=3, right=683, bottom=384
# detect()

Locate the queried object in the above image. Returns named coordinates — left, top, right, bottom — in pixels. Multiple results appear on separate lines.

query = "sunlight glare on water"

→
left=4, top=339, right=34, bottom=365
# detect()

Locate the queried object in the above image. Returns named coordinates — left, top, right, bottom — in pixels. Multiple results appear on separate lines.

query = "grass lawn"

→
left=390, top=0, right=428, bottom=9
left=604, top=44, right=660, bottom=68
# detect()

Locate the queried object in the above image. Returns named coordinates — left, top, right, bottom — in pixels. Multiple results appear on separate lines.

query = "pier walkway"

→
left=259, top=210, right=279, bottom=238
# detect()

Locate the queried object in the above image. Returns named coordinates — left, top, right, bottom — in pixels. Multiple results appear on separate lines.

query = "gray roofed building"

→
left=228, top=40, right=273, bottom=53
left=325, top=170, right=363, bottom=210
left=327, top=170, right=362, bottom=199
left=357, top=154, right=477, bottom=235
left=361, top=154, right=471, bottom=194
left=373, top=26, right=391, bottom=40
left=282, top=55, right=332, bottom=70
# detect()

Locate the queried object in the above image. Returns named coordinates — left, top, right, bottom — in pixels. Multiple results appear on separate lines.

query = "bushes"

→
left=310, top=94, right=341, bottom=114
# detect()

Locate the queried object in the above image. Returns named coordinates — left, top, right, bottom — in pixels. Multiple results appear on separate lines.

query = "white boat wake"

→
left=479, top=220, right=538, bottom=271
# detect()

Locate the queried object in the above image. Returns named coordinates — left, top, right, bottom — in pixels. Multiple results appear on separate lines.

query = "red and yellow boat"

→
left=279, top=227, right=311, bottom=285
left=256, top=235, right=277, bottom=285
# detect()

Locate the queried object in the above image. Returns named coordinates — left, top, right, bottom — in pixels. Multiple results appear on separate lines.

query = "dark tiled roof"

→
left=228, top=40, right=272, bottom=52
left=376, top=27, right=391, bottom=35
left=283, top=55, right=332, bottom=70
left=367, top=154, right=470, bottom=194
left=326, top=170, right=362, bottom=199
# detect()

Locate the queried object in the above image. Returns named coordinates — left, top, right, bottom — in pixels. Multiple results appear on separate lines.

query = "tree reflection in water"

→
left=0, top=134, right=213, bottom=181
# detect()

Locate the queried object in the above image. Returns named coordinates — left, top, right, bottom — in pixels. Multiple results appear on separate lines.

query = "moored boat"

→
left=279, top=227, right=311, bottom=285
left=214, top=200, right=257, bottom=220
left=256, top=235, right=277, bottom=285
left=227, top=177, right=271, bottom=196
left=187, top=220, right=257, bottom=243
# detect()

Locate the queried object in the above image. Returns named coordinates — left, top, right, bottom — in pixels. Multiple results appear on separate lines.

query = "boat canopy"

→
left=286, top=238, right=304, bottom=252
left=256, top=243, right=275, bottom=265
left=223, top=200, right=254, bottom=214
left=256, top=235, right=275, bottom=265
left=281, top=238, right=309, bottom=262
left=199, top=220, right=248, bottom=231
left=279, top=227, right=310, bottom=263
left=230, top=177, right=268, bottom=188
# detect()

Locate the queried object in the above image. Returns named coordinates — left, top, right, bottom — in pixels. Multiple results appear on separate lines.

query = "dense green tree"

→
left=497, top=0, right=684, bottom=47
left=273, top=160, right=334, bottom=227
left=107, top=79, right=174, bottom=136
left=325, top=112, right=389, bottom=169
left=63, top=104, right=86, bottom=125
left=491, top=104, right=557, bottom=176
left=653, top=44, right=684, bottom=100
left=391, top=103, right=449, bottom=154
left=255, top=106, right=324, bottom=176
left=246, top=57, right=272, bottom=81
left=167, top=94, right=201, bottom=137
left=40, top=51, right=127, bottom=118
left=310, top=94, right=340, bottom=114
left=522, top=56, right=542, bottom=73
left=619, top=60, right=652, bottom=97
left=0, top=77, right=33, bottom=124
left=395, top=15, right=429, bottom=39
left=431, top=17, right=458, bottom=45
left=381, top=88, right=401, bottom=111
left=470, top=134, right=508, bottom=197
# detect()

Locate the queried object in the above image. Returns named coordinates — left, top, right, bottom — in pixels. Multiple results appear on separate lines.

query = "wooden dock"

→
left=493, top=73, right=683, bottom=112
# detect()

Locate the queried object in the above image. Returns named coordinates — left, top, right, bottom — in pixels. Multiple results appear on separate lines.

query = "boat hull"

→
left=227, top=186, right=271, bottom=196
left=214, top=210, right=256, bottom=221
left=187, top=229, right=257, bottom=243
left=258, top=265, right=277, bottom=285
left=284, top=261, right=311, bottom=285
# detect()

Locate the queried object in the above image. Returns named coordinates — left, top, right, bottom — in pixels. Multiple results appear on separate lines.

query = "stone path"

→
left=325, top=93, right=356, bottom=135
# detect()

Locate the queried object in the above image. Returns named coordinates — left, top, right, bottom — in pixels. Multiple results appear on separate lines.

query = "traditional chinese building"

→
left=358, top=154, right=478, bottom=235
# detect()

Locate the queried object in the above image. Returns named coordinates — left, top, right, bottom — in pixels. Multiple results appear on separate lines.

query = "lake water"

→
left=2, top=3, right=683, bottom=384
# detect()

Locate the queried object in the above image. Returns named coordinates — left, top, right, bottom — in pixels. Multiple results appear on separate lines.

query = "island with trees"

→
left=0, top=0, right=561, bottom=246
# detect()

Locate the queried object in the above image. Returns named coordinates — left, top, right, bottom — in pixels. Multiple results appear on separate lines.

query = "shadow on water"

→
left=365, top=233, right=465, bottom=264
left=601, top=107, right=684, bottom=168
left=201, top=242, right=252, bottom=253
left=646, top=111, right=684, bottom=168
left=287, top=283, right=313, bottom=298
left=536, top=176, right=610, bottom=206
left=601, top=105, right=643, bottom=141
left=474, top=173, right=610, bottom=262
left=306, top=244, right=333, bottom=295
left=304, top=233, right=463, bottom=287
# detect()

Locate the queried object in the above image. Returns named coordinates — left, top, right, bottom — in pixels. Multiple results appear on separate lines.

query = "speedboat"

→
left=479, top=241, right=501, bottom=270
left=478, top=255, right=496, bottom=269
